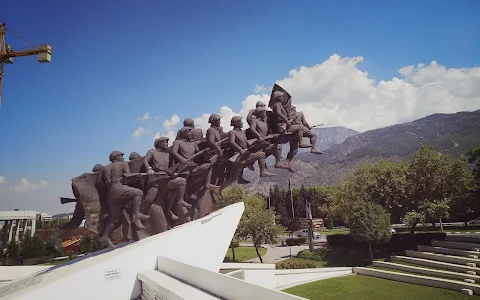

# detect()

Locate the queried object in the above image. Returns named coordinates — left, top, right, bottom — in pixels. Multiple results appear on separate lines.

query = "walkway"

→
left=240, top=243, right=309, bottom=263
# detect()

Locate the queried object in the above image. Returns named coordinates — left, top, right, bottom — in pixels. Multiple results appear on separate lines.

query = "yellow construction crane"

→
left=0, top=22, right=53, bottom=108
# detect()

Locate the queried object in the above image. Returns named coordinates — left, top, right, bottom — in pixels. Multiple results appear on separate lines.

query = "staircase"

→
left=354, top=234, right=480, bottom=296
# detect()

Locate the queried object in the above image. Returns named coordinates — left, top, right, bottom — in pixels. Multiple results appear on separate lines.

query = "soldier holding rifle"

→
left=143, top=137, right=189, bottom=221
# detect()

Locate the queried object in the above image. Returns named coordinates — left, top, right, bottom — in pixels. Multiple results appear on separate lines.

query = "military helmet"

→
left=208, top=114, right=221, bottom=124
left=92, top=164, right=104, bottom=173
left=109, top=150, right=124, bottom=162
left=230, top=116, right=243, bottom=126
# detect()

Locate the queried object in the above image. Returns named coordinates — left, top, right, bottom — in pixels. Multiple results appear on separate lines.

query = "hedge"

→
left=276, top=259, right=317, bottom=269
left=326, top=232, right=446, bottom=254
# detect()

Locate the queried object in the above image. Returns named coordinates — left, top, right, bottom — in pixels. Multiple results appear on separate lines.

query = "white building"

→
left=0, top=210, right=37, bottom=245
left=36, top=212, right=52, bottom=222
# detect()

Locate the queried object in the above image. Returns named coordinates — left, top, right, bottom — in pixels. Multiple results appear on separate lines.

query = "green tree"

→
left=405, top=146, right=473, bottom=233
left=20, top=231, right=36, bottom=258
left=425, top=198, right=450, bottom=232
left=78, top=234, right=101, bottom=254
left=348, top=201, right=392, bottom=262
left=6, top=239, right=20, bottom=258
left=330, top=160, right=408, bottom=223
left=213, top=185, right=249, bottom=261
left=467, top=147, right=480, bottom=186
left=236, top=195, right=285, bottom=263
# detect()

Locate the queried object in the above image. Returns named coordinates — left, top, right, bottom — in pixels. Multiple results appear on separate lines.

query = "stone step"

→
left=391, top=256, right=480, bottom=274
left=447, top=235, right=480, bottom=244
left=418, top=245, right=480, bottom=258
left=353, top=267, right=480, bottom=295
left=432, top=240, right=480, bottom=251
left=373, top=261, right=480, bottom=283
left=406, top=250, right=479, bottom=266
left=138, top=270, right=222, bottom=300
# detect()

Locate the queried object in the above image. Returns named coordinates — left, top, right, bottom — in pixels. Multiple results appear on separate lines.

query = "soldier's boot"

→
left=98, top=224, right=116, bottom=249
left=309, top=135, right=322, bottom=154
left=132, top=197, right=149, bottom=230
left=259, top=158, right=275, bottom=177
left=274, top=150, right=295, bottom=173
left=47, top=233, right=64, bottom=253
left=166, top=210, right=179, bottom=221
left=238, top=178, right=250, bottom=184
left=299, top=143, right=312, bottom=148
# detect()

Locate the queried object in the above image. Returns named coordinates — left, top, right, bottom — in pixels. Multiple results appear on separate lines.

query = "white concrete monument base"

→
left=0, top=203, right=307, bottom=300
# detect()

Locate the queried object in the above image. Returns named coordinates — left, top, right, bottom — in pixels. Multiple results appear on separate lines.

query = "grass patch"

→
left=318, top=228, right=350, bottom=235
left=224, top=246, right=267, bottom=262
left=283, top=274, right=479, bottom=300
left=42, top=259, right=69, bottom=266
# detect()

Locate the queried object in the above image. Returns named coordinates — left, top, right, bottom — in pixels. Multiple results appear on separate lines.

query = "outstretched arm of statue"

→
left=273, top=102, right=289, bottom=124
left=171, top=140, right=188, bottom=164
left=229, top=130, right=246, bottom=155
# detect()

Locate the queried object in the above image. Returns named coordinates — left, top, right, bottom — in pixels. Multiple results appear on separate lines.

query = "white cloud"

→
left=139, top=112, right=151, bottom=121
left=0, top=176, right=4, bottom=184
left=254, top=84, right=267, bottom=94
left=0, top=178, right=48, bottom=193
left=191, top=54, right=480, bottom=133
left=152, top=114, right=181, bottom=146
left=132, top=126, right=146, bottom=139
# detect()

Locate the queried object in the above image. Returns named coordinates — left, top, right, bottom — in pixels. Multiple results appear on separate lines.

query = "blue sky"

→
left=0, top=0, right=478, bottom=214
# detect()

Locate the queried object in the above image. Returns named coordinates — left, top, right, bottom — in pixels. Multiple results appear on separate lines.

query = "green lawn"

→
left=317, top=228, right=350, bottom=235
left=224, top=246, right=267, bottom=262
left=283, top=275, right=479, bottom=300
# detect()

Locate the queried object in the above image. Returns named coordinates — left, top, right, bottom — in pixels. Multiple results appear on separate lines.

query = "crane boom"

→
left=0, top=22, right=53, bottom=108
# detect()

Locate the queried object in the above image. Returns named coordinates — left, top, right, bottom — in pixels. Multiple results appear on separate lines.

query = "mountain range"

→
left=245, top=109, right=480, bottom=194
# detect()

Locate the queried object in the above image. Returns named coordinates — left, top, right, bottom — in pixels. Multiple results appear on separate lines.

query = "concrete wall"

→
left=0, top=203, right=245, bottom=300
left=276, top=268, right=353, bottom=290
left=156, top=256, right=307, bottom=300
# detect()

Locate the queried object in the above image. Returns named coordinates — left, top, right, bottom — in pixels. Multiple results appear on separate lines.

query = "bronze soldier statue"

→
left=129, top=152, right=142, bottom=160
left=220, top=116, right=274, bottom=192
left=47, top=164, right=105, bottom=253
left=206, top=114, right=226, bottom=186
left=171, top=127, right=220, bottom=190
left=143, top=137, right=189, bottom=221
left=176, top=117, right=203, bottom=141
left=246, top=100, right=267, bottom=126
left=290, top=106, right=322, bottom=154
left=249, top=107, right=294, bottom=172
left=98, top=151, right=149, bottom=248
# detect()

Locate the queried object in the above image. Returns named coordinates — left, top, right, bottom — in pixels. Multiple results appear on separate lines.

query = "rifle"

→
left=310, top=124, right=324, bottom=128
left=228, top=134, right=278, bottom=163
left=123, top=171, right=172, bottom=185
left=167, top=137, right=229, bottom=174
left=60, top=197, right=77, bottom=204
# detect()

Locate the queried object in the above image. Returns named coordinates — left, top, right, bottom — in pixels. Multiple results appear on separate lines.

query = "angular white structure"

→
left=0, top=203, right=307, bottom=300
left=0, top=210, right=37, bottom=244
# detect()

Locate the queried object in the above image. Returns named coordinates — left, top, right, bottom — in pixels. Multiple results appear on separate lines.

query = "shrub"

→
left=326, top=232, right=446, bottom=254
left=297, top=250, right=325, bottom=261
left=230, top=240, right=239, bottom=248
left=326, top=219, right=334, bottom=230
left=286, top=238, right=306, bottom=246
left=276, top=259, right=317, bottom=269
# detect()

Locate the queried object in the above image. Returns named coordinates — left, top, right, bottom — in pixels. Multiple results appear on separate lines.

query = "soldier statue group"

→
left=47, top=84, right=323, bottom=252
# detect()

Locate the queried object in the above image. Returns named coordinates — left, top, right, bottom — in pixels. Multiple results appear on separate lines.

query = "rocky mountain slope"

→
left=246, top=109, right=480, bottom=193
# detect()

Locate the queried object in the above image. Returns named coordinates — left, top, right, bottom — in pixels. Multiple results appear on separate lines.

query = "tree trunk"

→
left=465, top=221, right=468, bottom=228
left=410, top=222, right=417, bottom=235
left=368, top=243, right=374, bottom=263
left=231, top=245, right=236, bottom=262
left=439, top=218, right=444, bottom=233
left=431, top=221, right=436, bottom=228
left=255, top=246, right=263, bottom=263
